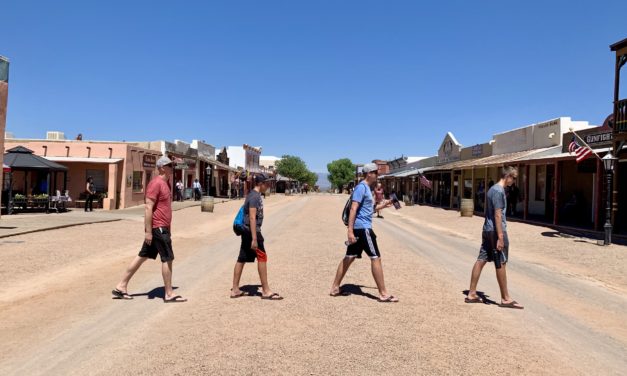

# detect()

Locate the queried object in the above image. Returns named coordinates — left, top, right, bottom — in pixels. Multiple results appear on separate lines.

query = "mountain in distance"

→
left=316, top=172, right=331, bottom=190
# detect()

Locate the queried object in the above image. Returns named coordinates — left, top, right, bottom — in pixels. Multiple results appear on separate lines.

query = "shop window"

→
left=86, top=169, right=106, bottom=193
left=133, top=171, right=144, bottom=193
left=536, top=165, right=546, bottom=201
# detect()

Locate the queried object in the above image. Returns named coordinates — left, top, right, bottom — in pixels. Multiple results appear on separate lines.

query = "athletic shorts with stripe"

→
left=346, top=228, right=381, bottom=259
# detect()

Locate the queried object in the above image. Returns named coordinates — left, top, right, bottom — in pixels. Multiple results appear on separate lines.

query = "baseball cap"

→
left=254, top=173, right=269, bottom=184
left=362, top=163, right=378, bottom=173
left=156, top=156, right=173, bottom=168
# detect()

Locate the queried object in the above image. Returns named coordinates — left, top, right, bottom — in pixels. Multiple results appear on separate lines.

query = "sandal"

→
left=378, top=295, right=399, bottom=303
left=499, top=300, right=524, bottom=309
left=261, top=293, right=284, bottom=301
left=230, top=291, right=249, bottom=299
left=112, top=289, right=133, bottom=300
left=465, top=297, right=484, bottom=304
left=164, top=295, right=188, bottom=303
left=330, top=290, right=349, bottom=297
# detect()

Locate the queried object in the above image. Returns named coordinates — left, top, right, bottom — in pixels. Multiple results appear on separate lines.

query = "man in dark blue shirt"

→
left=466, top=167, right=524, bottom=309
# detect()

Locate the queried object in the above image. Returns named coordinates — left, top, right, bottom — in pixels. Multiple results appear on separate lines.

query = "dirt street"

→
left=0, top=195, right=625, bottom=375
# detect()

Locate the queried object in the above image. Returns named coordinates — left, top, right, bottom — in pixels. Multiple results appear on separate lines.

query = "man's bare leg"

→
left=162, top=261, right=174, bottom=298
left=231, top=262, right=246, bottom=296
left=495, top=263, right=523, bottom=308
left=468, top=260, right=486, bottom=300
left=115, top=256, right=148, bottom=293
left=330, top=257, right=355, bottom=295
left=371, top=258, right=397, bottom=301
left=258, top=261, right=281, bottom=299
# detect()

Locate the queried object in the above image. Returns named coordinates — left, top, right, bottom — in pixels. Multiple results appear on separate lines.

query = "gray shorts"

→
left=478, top=231, right=509, bottom=264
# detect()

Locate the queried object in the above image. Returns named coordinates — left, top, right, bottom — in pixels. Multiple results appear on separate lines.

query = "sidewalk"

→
left=0, top=198, right=231, bottom=239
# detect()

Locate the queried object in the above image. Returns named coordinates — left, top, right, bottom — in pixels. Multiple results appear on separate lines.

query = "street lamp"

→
left=602, top=152, right=618, bottom=245
left=205, top=165, right=212, bottom=197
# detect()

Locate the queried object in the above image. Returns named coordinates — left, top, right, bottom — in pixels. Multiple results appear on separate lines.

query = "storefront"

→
left=4, top=140, right=161, bottom=209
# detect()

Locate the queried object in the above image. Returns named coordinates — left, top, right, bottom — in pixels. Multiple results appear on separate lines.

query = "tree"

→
left=327, top=158, right=355, bottom=190
left=304, top=171, right=318, bottom=187
left=275, top=155, right=308, bottom=182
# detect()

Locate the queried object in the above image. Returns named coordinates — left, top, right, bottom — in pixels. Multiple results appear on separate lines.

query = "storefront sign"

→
left=585, top=131, right=613, bottom=145
left=143, top=155, right=156, bottom=169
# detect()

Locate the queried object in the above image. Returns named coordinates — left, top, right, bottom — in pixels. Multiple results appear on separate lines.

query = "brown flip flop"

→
left=465, top=297, right=484, bottom=304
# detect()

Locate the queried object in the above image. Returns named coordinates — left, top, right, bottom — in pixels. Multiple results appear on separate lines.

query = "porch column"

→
left=484, top=167, right=488, bottom=215
left=107, top=163, right=119, bottom=210
left=594, top=158, right=602, bottom=231
left=524, top=165, right=530, bottom=220
left=553, top=161, right=560, bottom=226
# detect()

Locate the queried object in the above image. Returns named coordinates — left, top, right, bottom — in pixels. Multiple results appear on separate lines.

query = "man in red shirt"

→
left=112, top=156, right=187, bottom=303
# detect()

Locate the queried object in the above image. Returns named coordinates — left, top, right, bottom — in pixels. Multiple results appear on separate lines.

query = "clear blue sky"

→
left=4, top=1, right=626, bottom=172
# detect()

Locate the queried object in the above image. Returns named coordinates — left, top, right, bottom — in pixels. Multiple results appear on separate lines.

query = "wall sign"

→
left=585, top=131, right=613, bottom=145
left=143, top=155, right=156, bottom=169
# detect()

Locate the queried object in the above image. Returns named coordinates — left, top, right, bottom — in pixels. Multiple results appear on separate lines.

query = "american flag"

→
left=568, top=137, right=593, bottom=163
left=419, top=174, right=432, bottom=190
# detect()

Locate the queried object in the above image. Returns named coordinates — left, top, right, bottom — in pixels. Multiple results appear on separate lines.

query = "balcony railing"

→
left=616, top=99, right=627, bottom=133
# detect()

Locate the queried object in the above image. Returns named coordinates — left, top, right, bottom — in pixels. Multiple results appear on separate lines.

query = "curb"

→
left=0, top=219, right=122, bottom=240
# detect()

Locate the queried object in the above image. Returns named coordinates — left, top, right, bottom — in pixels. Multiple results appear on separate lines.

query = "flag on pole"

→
left=568, top=137, right=593, bottom=163
left=419, top=174, right=432, bottom=190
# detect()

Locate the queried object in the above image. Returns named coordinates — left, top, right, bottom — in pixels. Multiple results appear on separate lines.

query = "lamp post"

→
left=602, top=152, right=618, bottom=245
left=205, top=165, right=212, bottom=197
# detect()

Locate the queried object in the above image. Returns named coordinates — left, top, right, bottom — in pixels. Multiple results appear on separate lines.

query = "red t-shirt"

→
left=146, top=177, right=172, bottom=228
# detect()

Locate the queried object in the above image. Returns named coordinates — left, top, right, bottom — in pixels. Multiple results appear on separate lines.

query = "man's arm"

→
left=347, top=201, right=359, bottom=244
left=145, top=198, right=155, bottom=245
left=494, top=208, right=504, bottom=251
left=249, top=207, right=258, bottom=248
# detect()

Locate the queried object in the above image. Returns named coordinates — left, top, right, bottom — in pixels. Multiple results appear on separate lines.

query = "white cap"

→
left=363, top=163, right=378, bottom=173
left=156, top=156, right=173, bottom=168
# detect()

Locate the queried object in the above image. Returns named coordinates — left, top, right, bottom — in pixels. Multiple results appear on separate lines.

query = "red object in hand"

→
left=255, top=248, right=267, bottom=262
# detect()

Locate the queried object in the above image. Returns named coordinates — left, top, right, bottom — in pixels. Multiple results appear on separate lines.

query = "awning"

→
left=421, top=147, right=559, bottom=173
left=4, top=146, right=68, bottom=171
left=200, top=157, right=239, bottom=172
left=3, top=163, right=10, bottom=172
left=45, top=157, right=123, bottom=164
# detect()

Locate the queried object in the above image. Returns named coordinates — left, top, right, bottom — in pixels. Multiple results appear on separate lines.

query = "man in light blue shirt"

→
left=330, top=163, right=398, bottom=303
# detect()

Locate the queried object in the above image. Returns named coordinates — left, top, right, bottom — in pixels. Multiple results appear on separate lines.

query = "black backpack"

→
left=342, top=184, right=367, bottom=226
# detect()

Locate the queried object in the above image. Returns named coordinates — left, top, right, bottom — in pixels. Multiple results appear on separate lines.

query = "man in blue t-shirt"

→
left=330, top=163, right=398, bottom=303
left=466, top=166, right=523, bottom=309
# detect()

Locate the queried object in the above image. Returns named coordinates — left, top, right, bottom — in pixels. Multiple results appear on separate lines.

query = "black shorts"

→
left=478, top=231, right=509, bottom=264
left=238, top=230, right=267, bottom=263
left=346, top=228, right=381, bottom=259
left=138, top=228, right=175, bottom=263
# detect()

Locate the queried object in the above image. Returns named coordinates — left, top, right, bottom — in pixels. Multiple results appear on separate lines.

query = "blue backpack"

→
left=233, top=206, right=245, bottom=236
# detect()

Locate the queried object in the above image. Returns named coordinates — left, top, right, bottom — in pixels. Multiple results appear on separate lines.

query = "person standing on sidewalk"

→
left=193, top=179, right=202, bottom=201
left=230, top=173, right=283, bottom=300
left=330, top=163, right=398, bottom=303
left=85, top=177, right=96, bottom=212
left=465, top=166, right=523, bottom=309
left=175, top=180, right=184, bottom=202
left=112, top=156, right=187, bottom=303
left=374, top=182, right=385, bottom=219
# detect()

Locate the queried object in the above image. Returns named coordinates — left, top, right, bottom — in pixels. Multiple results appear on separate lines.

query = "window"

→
left=535, top=165, right=546, bottom=201
left=86, top=169, right=106, bottom=193
left=133, top=171, right=144, bottom=193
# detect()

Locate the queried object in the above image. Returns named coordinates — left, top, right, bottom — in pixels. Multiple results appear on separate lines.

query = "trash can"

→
left=460, top=198, right=474, bottom=217
left=201, top=196, right=214, bottom=213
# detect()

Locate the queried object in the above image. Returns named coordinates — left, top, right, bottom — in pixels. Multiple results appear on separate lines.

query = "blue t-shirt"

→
left=352, top=181, right=374, bottom=229
left=483, top=184, right=507, bottom=233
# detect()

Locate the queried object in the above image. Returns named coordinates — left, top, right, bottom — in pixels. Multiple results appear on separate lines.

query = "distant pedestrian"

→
left=230, top=173, right=283, bottom=300
left=112, top=156, right=187, bottom=303
left=374, top=182, right=385, bottom=219
left=175, top=180, right=184, bottom=202
left=85, top=177, right=95, bottom=212
left=193, top=179, right=202, bottom=201
left=330, top=163, right=398, bottom=303
left=466, top=166, right=523, bottom=309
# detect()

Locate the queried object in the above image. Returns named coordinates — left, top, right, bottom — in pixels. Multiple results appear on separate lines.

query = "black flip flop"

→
left=112, top=289, right=133, bottom=300
left=378, top=295, right=399, bottom=303
left=261, top=293, right=284, bottom=301
left=164, top=295, right=188, bottom=303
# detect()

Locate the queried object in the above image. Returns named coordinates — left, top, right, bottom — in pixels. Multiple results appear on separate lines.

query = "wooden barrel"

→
left=201, top=196, right=214, bottom=213
left=460, top=198, right=474, bottom=217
